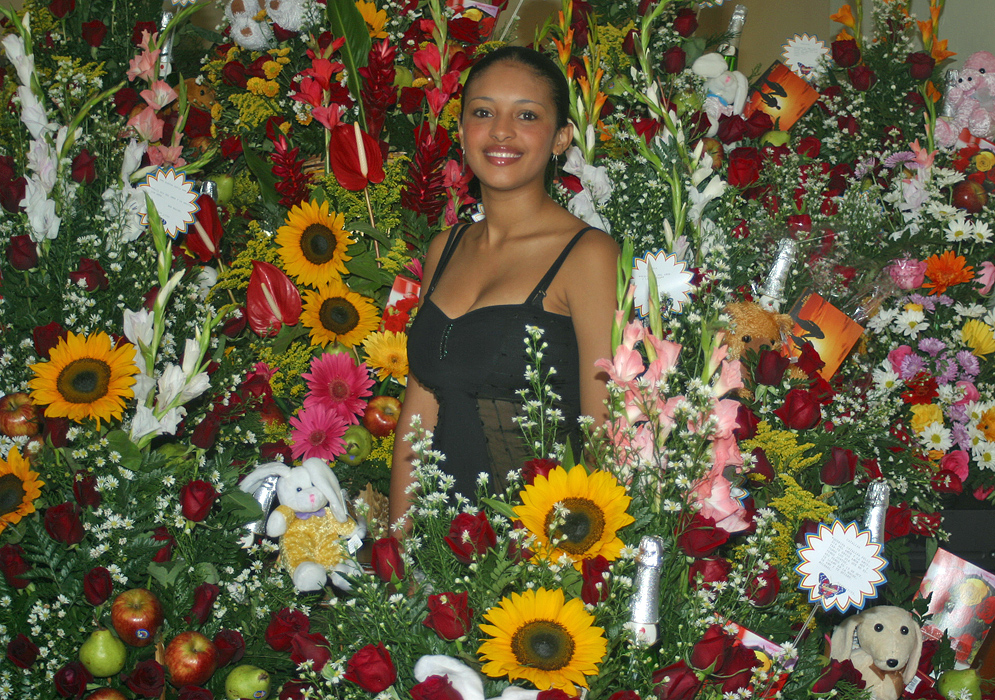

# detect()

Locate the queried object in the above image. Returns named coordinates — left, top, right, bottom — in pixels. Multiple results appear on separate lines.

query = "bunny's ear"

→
left=240, top=462, right=292, bottom=493
left=692, top=53, right=727, bottom=78
left=830, top=614, right=862, bottom=661
left=731, top=72, right=749, bottom=115
left=302, top=458, right=348, bottom=522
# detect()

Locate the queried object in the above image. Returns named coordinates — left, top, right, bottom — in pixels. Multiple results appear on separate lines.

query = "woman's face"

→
left=459, top=61, right=571, bottom=195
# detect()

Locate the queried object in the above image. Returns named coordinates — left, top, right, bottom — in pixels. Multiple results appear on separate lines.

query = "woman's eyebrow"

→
left=466, top=96, right=545, bottom=106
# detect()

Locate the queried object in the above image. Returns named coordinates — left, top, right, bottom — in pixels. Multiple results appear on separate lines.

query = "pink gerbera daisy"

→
left=302, top=352, right=374, bottom=424
left=289, top=404, right=348, bottom=461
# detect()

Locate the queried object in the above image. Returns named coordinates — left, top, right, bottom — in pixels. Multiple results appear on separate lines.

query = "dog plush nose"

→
left=886, top=659, right=899, bottom=668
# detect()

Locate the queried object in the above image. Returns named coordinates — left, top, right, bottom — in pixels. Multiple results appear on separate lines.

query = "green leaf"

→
left=222, top=487, right=265, bottom=524
left=327, top=0, right=371, bottom=129
left=148, top=560, right=184, bottom=588
left=105, top=430, right=144, bottom=470
left=480, top=497, right=516, bottom=520
left=271, top=322, right=310, bottom=355
left=241, top=138, right=281, bottom=208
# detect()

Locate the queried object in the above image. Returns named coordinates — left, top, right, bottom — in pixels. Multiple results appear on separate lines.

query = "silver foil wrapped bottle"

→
left=862, top=480, right=890, bottom=547
left=757, top=238, right=798, bottom=312
left=241, top=474, right=279, bottom=547
left=157, top=12, right=175, bottom=78
left=627, top=535, right=666, bottom=647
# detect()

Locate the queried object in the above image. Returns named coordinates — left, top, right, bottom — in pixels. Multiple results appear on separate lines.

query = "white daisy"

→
left=872, top=366, right=901, bottom=391
left=973, top=441, right=995, bottom=471
left=921, top=422, right=952, bottom=452
left=869, top=306, right=899, bottom=333
left=894, top=308, right=927, bottom=338
left=945, top=216, right=973, bottom=242
left=972, top=220, right=993, bottom=243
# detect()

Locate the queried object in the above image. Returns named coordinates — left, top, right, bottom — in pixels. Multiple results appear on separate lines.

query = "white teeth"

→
left=485, top=152, right=521, bottom=158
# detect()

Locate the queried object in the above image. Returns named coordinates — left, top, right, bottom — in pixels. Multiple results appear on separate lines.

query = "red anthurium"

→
left=329, top=123, right=385, bottom=191
left=246, top=260, right=302, bottom=337
left=186, top=194, right=223, bottom=262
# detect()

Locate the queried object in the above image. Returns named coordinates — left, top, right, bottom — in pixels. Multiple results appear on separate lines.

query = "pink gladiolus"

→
left=147, top=144, right=184, bottom=167
left=128, top=106, right=164, bottom=142
left=140, top=80, right=177, bottom=110
left=711, top=399, right=743, bottom=440
left=594, top=345, right=644, bottom=387
left=713, top=358, right=744, bottom=397
left=643, top=335, right=681, bottom=377
left=977, top=261, right=995, bottom=295
left=620, top=319, right=645, bottom=350
left=312, top=105, right=341, bottom=131
left=694, top=467, right=752, bottom=534
left=127, top=49, right=161, bottom=82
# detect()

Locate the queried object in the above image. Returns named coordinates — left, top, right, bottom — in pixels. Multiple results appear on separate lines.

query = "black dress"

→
left=407, top=223, right=593, bottom=498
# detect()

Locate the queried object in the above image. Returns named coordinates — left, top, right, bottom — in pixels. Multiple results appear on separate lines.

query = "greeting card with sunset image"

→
left=744, top=61, right=820, bottom=131
left=784, top=292, right=865, bottom=380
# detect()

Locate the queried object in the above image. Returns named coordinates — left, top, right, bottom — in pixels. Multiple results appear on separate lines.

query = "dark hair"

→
left=461, top=46, right=570, bottom=130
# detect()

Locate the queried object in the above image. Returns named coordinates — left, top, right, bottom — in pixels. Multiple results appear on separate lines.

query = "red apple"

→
left=952, top=180, right=988, bottom=213
left=0, top=392, right=41, bottom=438
left=698, top=137, right=725, bottom=168
left=83, top=690, right=128, bottom=700
left=164, top=631, right=219, bottom=687
left=110, top=588, right=164, bottom=647
left=363, top=395, right=401, bottom=438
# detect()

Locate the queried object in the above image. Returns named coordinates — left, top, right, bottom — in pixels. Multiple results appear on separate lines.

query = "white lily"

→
left=22, top=177, right=60, bottom=241
left=17, top=86, right=54, bottom=139
left=1, top=32, right=33, bottom=87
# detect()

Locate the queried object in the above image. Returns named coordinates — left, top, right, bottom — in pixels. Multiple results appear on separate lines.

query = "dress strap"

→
left=426, top=223, right=472, bottom=297
left=526, top=227, right=595, bottom=307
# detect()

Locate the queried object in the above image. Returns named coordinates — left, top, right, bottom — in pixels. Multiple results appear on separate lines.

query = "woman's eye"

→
left=520, top=111, right=538, bottom=121
left=472, top=108, right=490, bottom=118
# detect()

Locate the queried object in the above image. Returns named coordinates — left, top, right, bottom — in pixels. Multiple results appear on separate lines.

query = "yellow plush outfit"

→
left=275, top=504, right=357, bottom=574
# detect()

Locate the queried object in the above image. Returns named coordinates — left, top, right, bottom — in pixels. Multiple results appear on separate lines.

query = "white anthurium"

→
left=1, top=33, right=33, bottom=87
left=412, top=656, right=541, bottom=700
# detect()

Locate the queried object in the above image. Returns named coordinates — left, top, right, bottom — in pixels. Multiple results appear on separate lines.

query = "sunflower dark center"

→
left=544, top=497, right=606, bottom=555
left=0, top=473, right=26, bottom=517
left=56, top=358, right=111, bottom=404
left=511, top=620, right=574, bottom=671
left=301, top=224, right=337, bottom=265
left=319, top=297, right=359, bottom=335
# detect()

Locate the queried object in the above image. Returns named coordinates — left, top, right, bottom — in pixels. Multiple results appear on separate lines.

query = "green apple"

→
left=394, top=66, right=413, bottom=88
left=760, top=130, right=791, bottom=147
left=79, top=629, right=127, bottom=677
left=225, top=664, right=271, bottom=700
left=937, top=668, right=983, bottom=700
left=337, top=425, right=374, bottom=466
left=209, top=175, right=235, bottom=205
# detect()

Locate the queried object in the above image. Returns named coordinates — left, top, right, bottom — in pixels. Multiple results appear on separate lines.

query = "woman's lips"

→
left=482, top=148, right=522, bottom=166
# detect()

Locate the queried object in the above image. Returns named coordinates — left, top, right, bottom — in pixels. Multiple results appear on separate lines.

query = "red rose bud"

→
left=622, top=28, right=638, bottom=56
left=726, top=147, right=763, bottom=188
left=444, top=511, right=497, bottom=564
left=522, top=457, right=559, bottom=485
left=718, top=642, right=762, bottom=692
left=246, top=260, right=302, bottom=337
left=754, top=349, right=790, bottom=386
left=265, top=607, right=310, bottom=652
left=848, top=64, right=877, bottom=91
left=821, top=446, right=858, bottom=486
left=131, top=21, right=156, bottom=45
left=411, top=675, right=463, bottom=700
left=906, top=51, right=935, bottom=80
left=581, top=555, right=612, bottom=605
left=794, top=518, right=820, bottom=546
left=831, top=38, right=860, bottom=67
left=69, top=257, right=109, bottom=291
left=796, top=136, right=821, bottom=158
left=187, top=582, right=220, bottom=625
left=152, top=526, right=175, bottom=562
left=329, top=123, right=386, bottom=191
left=53, top=661, right=92, bottom=698
left=746, top=565, right=781, bottom=606
left=811, top=658, right=866, bottom=693
left=0, top=175, right=26, bottom=213
left=7, top=234, right=38, bottom=270
left=747, top=447, right=775, bottom=484
left=673, top=7, right=698, bottom=36
left=677, top=513, right=729, bottom=558
left=290, top=631, right=331, bottom=672
left=114, top=87, right=142, bottom=116
left=661, top=46, right=686, bottom=74
left=371, top=537, right=405, bottom=583
left=423, top=591, right=473, bottom=640
left=184, top=106, right=212, bottom=140
left=279, top=679, right=316, bottom=700
left=744, top=110, right=774, bottom=138
left=71, top=149, right=97, bottom=184
left=44, top=502, right=84, bottom=545
left=48, top=0, right=74, bottom=19
left=399, top=87, right=425, bottom=114
left=180, top=480, right=218, bottom=521
left=733, top=403, right=759, bottom=440
left=885, top=502, right=912, bottom=541
left=344, top=643, right=396, bottom=693
left=609, top=693, right=640, bottom=700
left=83, top=566, right=113, bottom=605
left=537, top=691, right=571, bottom=700
left=652, top=660, right=703, bottom=700
left=222, top=60, right=249, bottom=88
left=122, top=658, right=165, bottom=697
left=774, top=388, right=822, bottom=430
left=81, top=19, right=107, bottom=47
left=219, top=307, right=247, bottom=337
left=690, top=623, right=735, bottom=672
left=688, top=557, right=731, bottom=590
left=6, top=634, right=40, bottom=669
left=72, top=469, right=101, bottom=508
left=0, top=544, right=31, bottom=589
left=177, top=687, right=212, bottom=700
left=186, top=194, right=223, bottom=262
left=716, top=115, right=748, bottom=144
left=214, top=629, right=245, bottom=667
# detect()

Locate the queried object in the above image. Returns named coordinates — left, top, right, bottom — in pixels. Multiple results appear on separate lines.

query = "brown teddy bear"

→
left=723, top=301, right=794, bottom=359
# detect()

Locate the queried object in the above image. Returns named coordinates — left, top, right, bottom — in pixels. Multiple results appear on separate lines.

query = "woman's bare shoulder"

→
left=569, top=227, right=620, bottom=268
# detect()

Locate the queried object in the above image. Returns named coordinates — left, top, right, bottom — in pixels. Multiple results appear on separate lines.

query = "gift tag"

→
left=139, top=167, right=200, bottom=239
left=796, top=520, right=887, bottom=613
left=632, top=251, right=694, bottom=316
left=782, top=34, right=829, bottom=82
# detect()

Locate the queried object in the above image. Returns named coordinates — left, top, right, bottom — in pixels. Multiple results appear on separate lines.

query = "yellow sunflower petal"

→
left=300, top=279, right=379, bottom=348
left=0, top=447, right=44, bottom=533
left=276, top=200, right=354, bottom=286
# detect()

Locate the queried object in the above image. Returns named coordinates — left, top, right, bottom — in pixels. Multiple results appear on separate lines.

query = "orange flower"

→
left=917, top=19, right=932, bottom=46
left=923, top=250, right=974, bottom=295
left=835, top=28, right=853, bottom=41
left=925, top=81, right=942, bottom=103
left=552, top=28, right=573, bottom=66
left=931, top=39, right=956, bottom=62
left=830, top=4, right=856, bottom=28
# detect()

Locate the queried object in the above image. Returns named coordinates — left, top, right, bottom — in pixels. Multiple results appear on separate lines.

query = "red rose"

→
left=748, top=447, right=775, bottom=483
left=977, top=597, right=995, bottom=624
left=45, top=502, right=84, bottom=545
left=220, top=136, right=243, bottom=160
left=191, top=415, right=222, bottom=450
left=180, top=480, right=218, bottom=521
left=523, top=458, right=559, bottom=485
left=690, top=623, right=734, bottom=672
left=399, top=87, right=425, bottom=114
left=72, top=469, right=101, bottom=508
left=581, top=555, right=611, bottom=605
left=734, top=403, right=759, bottom=440
left=259, top=440, right=293, bottom=464
left=811, top=658, right=865, bottom=693
left=774, top=388, right=822, bottom=430
left=726, top=147, right=763, bottom=188
left=837, top=115, right=860, bottom=135
left=906, top=52, right=936, bottom=80
left=717, top=642, right=762, bottom=692
left=279, top=680, right=316, bottom=700
left=344, top=643, right=396, bottom=693
left=152, top=526, right=175, bottom=562
left=831, top=39, right=860, bottom=67
left=754, top=349, right=789, bottom=386
left=69, top=257, right=109, bottom=292
left=744, top=111, right=774, bottom=138
left=81, top=19, right=107, bottom=47
left=187, top=582, right=220, bottom=625
left=122, top=659, right=165, bottom=698
left=371, top=537, right=405, bottom=583
left=787, top=213, right=812, bottom=234
left=911, top=511, right=941, bottom=537
left=884, top=502, right=912, bottom=541
left=54, top=661, right=92, bottom=698
left=221, top=61, right=249, bottom=88
left=0, top=544, right=31, bottom=588
left=185, top=106, right=212, bottom=140
left=796, top=136, right=821, bottom=158
left=114, top=87, right=142, bottom=116
left=444, top=511, right=497, bottom=564
left=411, top=675, right=462, bottom=700
left=177, top=687, right=213, bottom=700
left=688, top=557, right=731, bottom=590
left=0, top=175, right=26, bottom=213
left=716, top=115, right=747, bottom=144
left=673, top=8, right=698, bottom=36
left=83, top=566, right=113, bottom=605
left=290, top=631, right=331, bottom=672
left=6, top=634, right=40, bottom=669
left=132, top=21, right=156, bottom=45
left=71, top=149, right=97, bottom=184
left=623, top=28, right=638, bottom=56
left=7, top=234, right=38, bottom=270
left=610, top=693, right=641, bottom=700
left=652, top=660, right=703, bottom=700
left=214, top=629, right=245, bottom=667
left=821, top=447, right=858, bottom=486
left=746, top=565, right=780, bottom=606
left=48, top=0, right=74, bottom=19
left=423, top=591, right=473, bottom=640
left=848, top=65, right=877, bottom=91
left=677, top=513, right=729, bottom=558
left=538, top=692, right=571, bottom=700
left=661, top=46, right=686, bottom=74
left=265, top=608, right=310, bottom=651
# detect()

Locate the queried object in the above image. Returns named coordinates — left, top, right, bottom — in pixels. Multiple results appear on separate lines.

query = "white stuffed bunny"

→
left=692, top=53, right=749, bottom=137
left=240, top=458, right=365, bottom=592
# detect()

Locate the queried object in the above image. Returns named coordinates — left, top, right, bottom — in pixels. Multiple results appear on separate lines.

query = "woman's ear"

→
left=554, top=123, right=573, bottom=156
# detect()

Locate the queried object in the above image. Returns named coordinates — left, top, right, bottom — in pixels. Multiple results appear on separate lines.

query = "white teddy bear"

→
left=692, top=53, right=749, bottom=137
left=225, top=0, right=308, bottom=51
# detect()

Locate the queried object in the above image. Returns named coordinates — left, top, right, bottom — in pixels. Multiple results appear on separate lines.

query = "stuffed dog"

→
left=830, top=606, right=923, bottom=700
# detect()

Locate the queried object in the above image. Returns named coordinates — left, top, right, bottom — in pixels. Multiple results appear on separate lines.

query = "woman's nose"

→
left=490, top=113, right=514, bottom=140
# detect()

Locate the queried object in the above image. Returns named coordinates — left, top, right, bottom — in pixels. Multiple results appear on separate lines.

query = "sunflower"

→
left=363, top=331, right=408, bottom=385
left=29, top=332, right=139, bottom=427
left=300, top=280, right=379, bottom=348
left=356, top=0, right=388, bottom=38
left=0, top=448, right=43, bottom=534
left=478, top=587, right=606, bottom=695
left=514, top=465, right=633, bottom=567
left=276, top=200, right=354, bottom=287
left=923, top=250, right=974, bottom=296
left=962, top=319, right=995, bottom=357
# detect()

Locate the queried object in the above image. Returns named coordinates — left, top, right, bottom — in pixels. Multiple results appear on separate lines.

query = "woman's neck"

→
left=478, top=185, right=555, bottom=241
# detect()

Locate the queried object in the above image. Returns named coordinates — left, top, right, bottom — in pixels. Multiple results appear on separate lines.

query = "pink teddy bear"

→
left=936, top=51, right=995, bottom=148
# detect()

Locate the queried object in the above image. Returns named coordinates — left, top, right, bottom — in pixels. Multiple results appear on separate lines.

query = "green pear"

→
left=337, top=425, right=374, bottom=466
left=760, top=130, right=791, bottom=147
left=79, top=628, right=127, bottom=677
left=225, top=664, right=271, bottom=700
left=937, top=668, right=983, bottom=700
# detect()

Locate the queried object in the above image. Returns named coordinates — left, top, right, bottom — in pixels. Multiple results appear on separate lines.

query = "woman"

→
left=389, top=47, right=619, bottom=531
